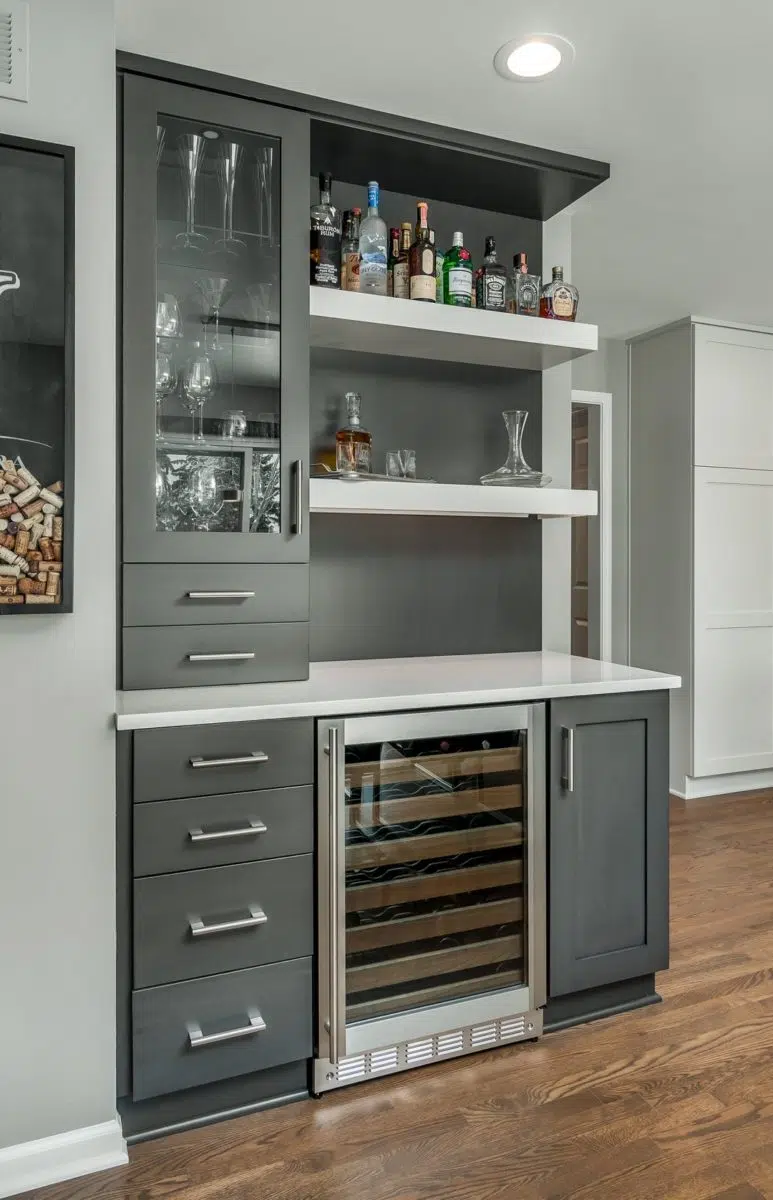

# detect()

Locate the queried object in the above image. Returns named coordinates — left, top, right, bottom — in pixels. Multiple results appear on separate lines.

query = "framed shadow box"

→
left=0, top=133, right=73, bottom=614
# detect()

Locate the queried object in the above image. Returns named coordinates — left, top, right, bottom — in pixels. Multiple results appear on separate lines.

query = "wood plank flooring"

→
left=27, top=791, right=773, bottom=1200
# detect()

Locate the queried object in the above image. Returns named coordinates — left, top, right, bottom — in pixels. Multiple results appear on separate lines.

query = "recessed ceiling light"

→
left=201, top=129, right=220, bottom=139
left=493, top=34, right=575, bottom=82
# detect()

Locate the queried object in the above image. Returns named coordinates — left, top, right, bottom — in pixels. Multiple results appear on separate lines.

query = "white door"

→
left=694, top=324, right=773, bottom=470
left=693, top=466, right=773, bottom=775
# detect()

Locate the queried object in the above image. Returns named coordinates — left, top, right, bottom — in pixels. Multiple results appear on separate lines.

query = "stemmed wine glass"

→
left=176, top=133, right=208, bottom=250
left=181, top=343, right=216, bottom=441
left=156, top=293, right=182, bottom=339
left=187, top=458, right=223, bottom=531
left=215, top=142, right=246, bottom=255
left=154, top=349, right=177, bottom=440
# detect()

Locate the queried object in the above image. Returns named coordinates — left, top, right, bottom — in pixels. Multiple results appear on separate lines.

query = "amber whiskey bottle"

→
left=409, top=202, right=436, bottom=302
left=540, top=265, right=579, bottom=320
left=335, top=392, right=372, bottom=475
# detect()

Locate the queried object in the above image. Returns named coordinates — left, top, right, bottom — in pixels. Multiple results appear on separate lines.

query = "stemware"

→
left=194, top=276, right=230, bottom=349
left=176, top=133, right=208, bottom=250
left=254, top=146, right=275, bottom=246
left=215, top=142, right=246, bottom=255
left=155, top=292, right=182, bottom=339
left=181, top=343, right=216, bottom=441
left=221, top=409, right=248, bottom=440
left=187, top=458, right=223, bottom=531
left=156, top=124, right=166, bottom=168
left=480, top=409, right=552, bottom=486
left=154, top=348, right=177, bottom=440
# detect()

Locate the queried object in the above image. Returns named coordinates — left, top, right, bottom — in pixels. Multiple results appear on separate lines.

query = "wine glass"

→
left=156, top=293, right=182, bottom=339
left=181, top=344, right=216, bottom=441
left=154, top=349, right=177, bottom=440
left=188, top=458, right=223, bottom=531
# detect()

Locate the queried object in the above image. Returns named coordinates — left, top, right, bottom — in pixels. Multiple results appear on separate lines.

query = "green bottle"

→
left=442, top=231, right=473, bottom=306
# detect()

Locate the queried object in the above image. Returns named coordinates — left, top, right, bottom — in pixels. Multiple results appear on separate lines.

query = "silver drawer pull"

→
left=189, top=751, right=269, bottom=769
left=187, top=651, right=256, bottom=662
left=187, top=1007, right=266, bottom=1049
left=186, top=591, right=256, bottom=600
left=188, top=819, right=267, bottom=843
left=189, top=904, right=268, bottom=938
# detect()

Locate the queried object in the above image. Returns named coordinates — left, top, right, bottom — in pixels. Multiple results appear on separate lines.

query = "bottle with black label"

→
left=310, top=171, right=341, bottom=289
left=475, top=236, right=506, bottom=311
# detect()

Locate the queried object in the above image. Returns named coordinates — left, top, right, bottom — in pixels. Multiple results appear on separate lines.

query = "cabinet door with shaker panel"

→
left=548, top=692, right=670, bottom=998
left=122, top=76, right=309, bottom=564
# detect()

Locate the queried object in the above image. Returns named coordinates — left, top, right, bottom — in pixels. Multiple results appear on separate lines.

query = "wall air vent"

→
left=0, top=3, right=28, bottom=102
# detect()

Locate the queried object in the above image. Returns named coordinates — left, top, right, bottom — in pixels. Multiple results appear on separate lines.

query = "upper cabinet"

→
left=122, top=77, right=310, bottom=564
left=694, top=323, right=773, bottom=471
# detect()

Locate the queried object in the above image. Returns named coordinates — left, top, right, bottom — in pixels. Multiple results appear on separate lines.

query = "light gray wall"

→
left=573, top=338, right=629, bottom=663
left=0, top=0, right=117, bottom=1150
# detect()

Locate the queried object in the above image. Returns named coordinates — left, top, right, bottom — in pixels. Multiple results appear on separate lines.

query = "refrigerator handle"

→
left=327, top=724, right=342, bottom=1064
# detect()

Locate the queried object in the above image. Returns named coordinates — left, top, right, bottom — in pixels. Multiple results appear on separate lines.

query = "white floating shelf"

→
left=310, top=288, right=598, bottom=371
left=310, top=478, right=598, bottom=520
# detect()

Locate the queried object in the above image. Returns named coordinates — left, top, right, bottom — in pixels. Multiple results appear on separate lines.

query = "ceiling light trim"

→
left=493, top=33, right=575, bottom=83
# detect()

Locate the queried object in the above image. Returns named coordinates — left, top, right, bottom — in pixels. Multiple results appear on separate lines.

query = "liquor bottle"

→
left=392, top=222, right=412, bottom=299
left=431, top=231, right=444, bottom=303
left=358, top=181, right=388, bottom=295
left=409, top=202, right=436, bottom=302
left=310, top=172, right=341, bottom=289
left=506, top=252, right=541, bottom=316
left=442, top=231, right=473, bottom=306
left=475, top=236, right=507, bottom=311
left=340, top=208, right=361, bottom=293
left=335, top=391, right=372, bottom=474
left=540, top=265, right=579, bottom=320
left=387, top=227, right=400, bottom=297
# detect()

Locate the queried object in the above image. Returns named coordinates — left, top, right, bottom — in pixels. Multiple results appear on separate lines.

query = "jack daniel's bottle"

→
left=310, top=172, right=341, bottom=288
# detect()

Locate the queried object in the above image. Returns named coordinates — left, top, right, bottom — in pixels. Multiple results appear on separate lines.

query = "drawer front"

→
left=122, top=622, right=309, bottom=691
left=133, top=786, right=314, bottom=876
left=134, top=718, right=313, bottom=802
left=132, top=957, right=312, bottom=1101
left=123, top=564, right=310, bottom=627
left=134, top=855, right=313, bottom=988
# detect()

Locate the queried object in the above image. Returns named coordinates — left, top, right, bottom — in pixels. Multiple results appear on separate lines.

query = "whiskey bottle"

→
left=442, top=231, right=473, bottom=306
left=475, top=236, right=506, bottom=311
left=310, top=172, right=341, bottom=289
left=409, top=202, right=436, bottom=302
left=387, top=227, right=400, bottom=297
left=540, top=265, right=579, bottom=321
left=358, top=181, right=388, bottom=295
left=506, top=252, right=541, bottom=316
left=336, top=392, right=372, bottom=474
left=340, top=208, right=361, bottom=292
left=392, top=222, right=412, bottom=299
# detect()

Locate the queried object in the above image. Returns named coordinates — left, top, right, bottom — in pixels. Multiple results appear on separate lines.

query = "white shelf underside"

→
left=310, top=478, right=598, bottom=519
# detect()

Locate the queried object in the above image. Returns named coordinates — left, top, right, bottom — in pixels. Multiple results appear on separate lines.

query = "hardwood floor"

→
left=28, top=791, right=773, bottom=1200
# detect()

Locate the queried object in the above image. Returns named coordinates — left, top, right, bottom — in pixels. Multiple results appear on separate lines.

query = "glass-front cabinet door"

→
left=122, top=77, right=309, bottom=563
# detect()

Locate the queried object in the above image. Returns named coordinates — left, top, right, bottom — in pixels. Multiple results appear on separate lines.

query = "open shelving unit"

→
left=310, top=478, right=597, bottom=520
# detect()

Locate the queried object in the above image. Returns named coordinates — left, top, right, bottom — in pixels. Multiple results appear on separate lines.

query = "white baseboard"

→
left=0, top=1119, right=127, bottom=1199
left=672, top=769, right=773, bottom=800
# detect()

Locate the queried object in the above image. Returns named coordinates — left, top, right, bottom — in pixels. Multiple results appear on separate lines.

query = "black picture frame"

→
left=0, top=132, right=74, bottom=615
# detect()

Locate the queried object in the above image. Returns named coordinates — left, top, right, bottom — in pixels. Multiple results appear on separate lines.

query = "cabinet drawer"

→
left=123, top=564, right=310, bottom=627
left=133, top=786, right=313, bottom=876
left=134, top=855, right=313, bottom=988
left=134, top=718, right=312, bottom=802
left=122, top=622, right=309, bottom=691
left=132, top=957, right=312, bottom=1101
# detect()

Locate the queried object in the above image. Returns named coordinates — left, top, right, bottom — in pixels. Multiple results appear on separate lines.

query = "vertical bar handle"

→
left=561, top=726, right=574, bottom=793
left=327, top=725, right=341, bottom=1064
left=293, top=459, right=304, bottom=536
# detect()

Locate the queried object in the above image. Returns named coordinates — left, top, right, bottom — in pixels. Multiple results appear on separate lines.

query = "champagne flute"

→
left=215, top=143, right=246, bottom=255
left=176, top=133, right=208, bottom=250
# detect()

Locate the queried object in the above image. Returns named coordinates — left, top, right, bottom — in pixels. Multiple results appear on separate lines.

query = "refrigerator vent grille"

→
left=370, top=1046, right=399, bottom=1073
left=471, top=1022, right=498, bottom=1047
left=499, top=1015, right=527, bottom=1041
left=337, top=1053, right=367, bottom=1082
left=437, top=1030, right=465, bottom=1056
left=406, top=1037, right=434, bottom=1064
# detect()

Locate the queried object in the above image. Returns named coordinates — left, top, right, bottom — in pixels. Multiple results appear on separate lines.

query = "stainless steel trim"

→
left=527, top=704, right=548, bottom=1010
left=293, top=459, right=303, bottom=536
left=187, top=1008, right=266, bottom=1049
left=189, top=751, right=269, bottom=769
left=327, top=724, right=342, bottom=1064
left=188, top=819, right=267, bottom=843
left=561, top=726, right=574, bottom=792
left=345, top=704, right=532, bottom=745
left=186, top=590, right=256, bottom=600
left=189, top=904, right=268, bottom=938
left=187, top=651, right=256, bottom=662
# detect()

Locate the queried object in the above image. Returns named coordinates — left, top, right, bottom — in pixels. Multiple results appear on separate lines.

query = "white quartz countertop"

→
left=115, top=651, right=681, bottom=731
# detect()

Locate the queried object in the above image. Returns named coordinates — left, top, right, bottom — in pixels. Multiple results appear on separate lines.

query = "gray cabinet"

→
left=548, top=691, right=670, bottom=998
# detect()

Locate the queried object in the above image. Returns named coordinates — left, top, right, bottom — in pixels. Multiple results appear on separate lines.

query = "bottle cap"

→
left=416, top=201, right=429, bottom=228
left=485, top=236, right=496, bottom=255
left=352, top=207, right=362, bottom=216
left=513, top=252, right=528, bottom=271
left=367, top=181, right=379, bottom=209
left=401, top=221, right=412, bottom=230
left=319, top=171, right=332, bottom=191
left=452, top=231, right=464, bottom=247
left=344, top=391, right=362, bottom=425
left=390, top=226, right=400, bottom=238
left=553, top=265, right=564, bottom=278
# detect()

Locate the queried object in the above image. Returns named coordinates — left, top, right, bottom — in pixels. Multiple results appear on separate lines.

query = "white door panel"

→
left=694, top=325, right=773, bottom=470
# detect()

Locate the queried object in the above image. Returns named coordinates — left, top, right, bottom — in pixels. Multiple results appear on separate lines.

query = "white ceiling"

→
left=117, top=0, right=773, bottom=340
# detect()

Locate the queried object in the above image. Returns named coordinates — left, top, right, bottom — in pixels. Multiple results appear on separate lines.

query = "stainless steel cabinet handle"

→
left=187, top=651, right=256, bottom=662
left=188, top=819, right=267, bottom=843
left=187, top=1008, right=266, bottom=1049
left=189, top=751, right=269, bottom=769
left=293, top=459, right=304, bottom=536
left=561, top=726, right=574, bottom=793
left=327, top=725, right=341, bottom=1064
left=189, top=904, right=268, bottom=938
left=186, top=591, right=256, bottom=600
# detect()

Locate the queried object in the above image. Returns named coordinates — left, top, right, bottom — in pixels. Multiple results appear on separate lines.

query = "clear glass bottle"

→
left=475, top=237, right=507, bottom=311
left=442, top=231, right=473, bottom=306
left=358, top=181, right=388, bottom=295
left=540, top=265, right=579, bottom=321
left=409, top=201, right=436, bottom=302
left=310, top=171, right=341, bottom=289
left=336, top=391, right=372, bottom=474
left=506, top=252, right=541, bottom=316
left=392, top=222, right=412, bottom=300
left=340, top=208, right=361, bottom=292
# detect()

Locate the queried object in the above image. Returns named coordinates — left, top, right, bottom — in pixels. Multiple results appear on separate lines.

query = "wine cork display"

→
left=0, top=457, right=64, bottom=607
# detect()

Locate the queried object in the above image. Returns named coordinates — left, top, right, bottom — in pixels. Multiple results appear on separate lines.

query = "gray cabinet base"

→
left=543, top=974, right=661, bottom=1034
left=118, top=1060, right=308, bottom=1143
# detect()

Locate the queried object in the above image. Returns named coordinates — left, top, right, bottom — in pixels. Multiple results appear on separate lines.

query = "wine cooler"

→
left=314, top=704, right=546, bottom=1093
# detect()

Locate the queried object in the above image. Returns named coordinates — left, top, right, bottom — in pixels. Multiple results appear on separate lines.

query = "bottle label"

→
left=393, top=261, right=409, bottom=299
left=517, top=279, right=539, bottom=313
left=411, top=273, right=435, bottom=302
left=310, top=224, right=341, bottom=288
left=448, top=267, right=472, bottom=299
left=367, top=183, right=379, bottom=210
left=553, top=284, right=574, bottom=318
left=360, top=251, right=387, bottom=285
left=343, top=251, right=360, bottom=291
left=356, top=443, right=371, bottom=472
left=477, top=273, right=506, bottom=311
left=421, top=247, right=434, bottom=276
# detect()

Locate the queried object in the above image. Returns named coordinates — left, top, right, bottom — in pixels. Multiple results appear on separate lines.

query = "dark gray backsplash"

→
left=310, top=350, right=542, bottom=661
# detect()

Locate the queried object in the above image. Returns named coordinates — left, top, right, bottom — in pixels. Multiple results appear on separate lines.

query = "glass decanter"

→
left=481, top=409, right=552, bottom=487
